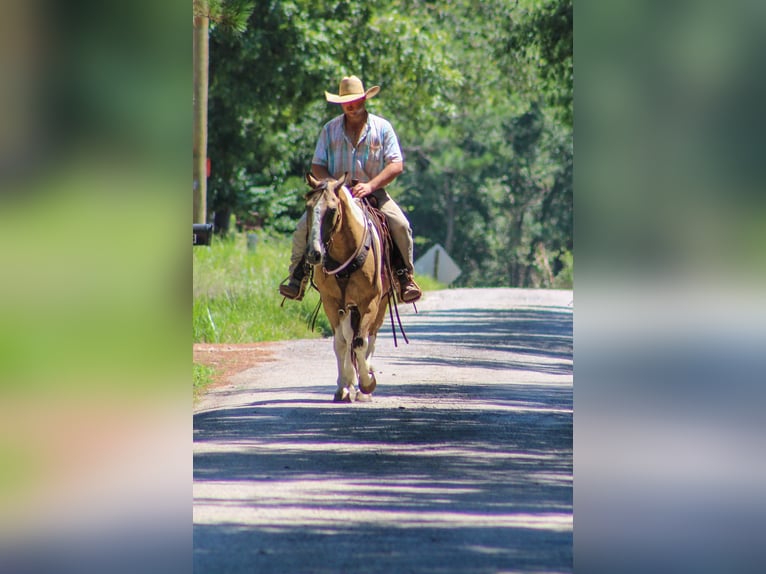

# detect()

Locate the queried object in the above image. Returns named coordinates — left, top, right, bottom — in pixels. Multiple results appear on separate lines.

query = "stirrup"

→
left=279, top=275, right=307, bottom=301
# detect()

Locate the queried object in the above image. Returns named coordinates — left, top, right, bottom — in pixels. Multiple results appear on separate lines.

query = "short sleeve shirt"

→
left=312, top=113, right=403, bottom=182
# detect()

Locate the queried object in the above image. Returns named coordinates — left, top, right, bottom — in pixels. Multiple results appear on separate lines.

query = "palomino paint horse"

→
left=304, top=173, right=390, bottom=402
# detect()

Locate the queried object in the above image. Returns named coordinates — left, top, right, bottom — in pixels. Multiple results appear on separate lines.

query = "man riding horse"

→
left=279, top=75, right=422, bottom=304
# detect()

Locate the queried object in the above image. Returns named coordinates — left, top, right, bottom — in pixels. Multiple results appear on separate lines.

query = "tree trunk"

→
left=213, top=206, right=232, bottom=236
left=193, top=7, right=209, bottom=223
left=444, top=177, right=455, bottom=253
left=508, top=209, right=525, bottom=287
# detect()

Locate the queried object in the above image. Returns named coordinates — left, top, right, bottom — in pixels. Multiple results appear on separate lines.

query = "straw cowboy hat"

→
left=325, top=75, right=380, bottom=104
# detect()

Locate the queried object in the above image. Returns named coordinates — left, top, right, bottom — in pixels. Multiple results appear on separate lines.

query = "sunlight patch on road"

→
left=194, top=474, right=573, bottom=534
left=194, top=494, right=572, bottom=533
left=194, top=440, right=565, bottom=462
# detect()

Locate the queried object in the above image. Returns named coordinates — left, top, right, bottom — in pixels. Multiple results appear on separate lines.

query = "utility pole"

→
left=193, top=2, right=209, bottom=223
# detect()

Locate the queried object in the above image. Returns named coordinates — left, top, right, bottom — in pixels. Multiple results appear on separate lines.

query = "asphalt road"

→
left=194, top=288, right=573, bottom=574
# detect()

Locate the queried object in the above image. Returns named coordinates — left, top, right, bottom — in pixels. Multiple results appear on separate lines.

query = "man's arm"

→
left=350, top=161, right=404, bottom=198
left=311, top=164, right=331, bottom=180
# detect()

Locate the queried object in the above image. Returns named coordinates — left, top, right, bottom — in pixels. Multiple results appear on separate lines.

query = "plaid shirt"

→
left=312, top=113, right=403, bottom=182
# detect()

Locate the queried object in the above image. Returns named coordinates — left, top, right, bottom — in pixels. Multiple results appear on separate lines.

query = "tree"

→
left=203, top=0, right=572, bottom=287
left=505, top=0, right=573, bottom=128
left=397, top=0, right=572, bottom=287
left=192, top=0, right=253, bottom=224
left=206, top=0, right=460, bottom=234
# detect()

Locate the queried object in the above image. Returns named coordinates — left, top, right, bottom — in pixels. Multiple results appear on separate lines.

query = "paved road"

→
left=194, top=288, right=573, bottom=574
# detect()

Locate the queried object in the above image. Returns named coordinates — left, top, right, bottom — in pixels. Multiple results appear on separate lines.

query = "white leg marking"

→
left=354, top=337, right=373, bottom=390
left=335, top=313, right=355, bottom=391
left=366, top=333, right=377, bottom=366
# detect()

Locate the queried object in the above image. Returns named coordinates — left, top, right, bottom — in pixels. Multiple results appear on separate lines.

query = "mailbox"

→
left=193, top=223, right=214, bottom=246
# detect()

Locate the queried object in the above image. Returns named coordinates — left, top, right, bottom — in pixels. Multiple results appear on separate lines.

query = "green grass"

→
left=193, top=232, right=332, bottom=343
left=193, top=362, right=217, bottom=400
left=414, top=273, right=447, bottom=293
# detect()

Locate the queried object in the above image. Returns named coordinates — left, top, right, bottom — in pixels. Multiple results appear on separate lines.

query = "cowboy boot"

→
left=279, top=258, right=310, bottom=301
left=396, top=268, right=422, bottom=303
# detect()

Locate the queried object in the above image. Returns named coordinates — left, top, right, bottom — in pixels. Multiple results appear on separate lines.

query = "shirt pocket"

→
left=368, top=138, right=382, bottom=162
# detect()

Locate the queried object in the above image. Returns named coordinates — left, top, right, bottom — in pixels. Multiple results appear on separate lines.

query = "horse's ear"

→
left=340, top=172, right=351, bottom=188
left=306, top=173, right=320, bottom=188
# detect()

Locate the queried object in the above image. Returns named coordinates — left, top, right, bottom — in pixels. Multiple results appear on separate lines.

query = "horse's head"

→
left=304, top=173, right=351, bottom=265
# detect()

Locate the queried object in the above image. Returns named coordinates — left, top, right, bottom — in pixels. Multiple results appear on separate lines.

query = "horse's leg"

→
left=356, top=349, right=376, bottom=396
left=356, top=337, right=376, bottom=397
left=359, top=298, right=387, bottom=395
left=365, top=332, right=377, bottom=379
left=345, top=305, right=374, bottom=398
left=355, top=317, right=377, bottom=397
left=333, top=310, right=357, bottom=402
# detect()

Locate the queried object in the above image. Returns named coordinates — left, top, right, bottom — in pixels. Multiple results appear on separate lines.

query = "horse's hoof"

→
left=356, top=392, right=372, bottom=403
left=359, top=371, right=377, bottom=394
left=333, top=388, right=355, bottom=403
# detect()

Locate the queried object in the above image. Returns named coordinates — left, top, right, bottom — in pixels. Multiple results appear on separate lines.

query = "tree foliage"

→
left=205, top=0, right=572, bottom=287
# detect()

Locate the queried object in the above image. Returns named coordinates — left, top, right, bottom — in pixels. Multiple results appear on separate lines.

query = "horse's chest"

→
left=316, top=272, right=372, bottom=314
left=315, top=272, right=343, bottom=300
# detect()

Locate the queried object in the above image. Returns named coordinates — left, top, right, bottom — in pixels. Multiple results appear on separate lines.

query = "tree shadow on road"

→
left=195, top=401, right=571, bottom=573
left=194, top=306, right=572, bottom=573
left=385, top=307, right=573, bottom=375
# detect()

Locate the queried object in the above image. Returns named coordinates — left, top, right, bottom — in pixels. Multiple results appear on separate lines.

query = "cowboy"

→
left=279, top=75, right=422, bottom=304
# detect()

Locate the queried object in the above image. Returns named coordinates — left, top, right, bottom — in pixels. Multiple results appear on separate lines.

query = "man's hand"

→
left=350, top=181, right=373, bottom=198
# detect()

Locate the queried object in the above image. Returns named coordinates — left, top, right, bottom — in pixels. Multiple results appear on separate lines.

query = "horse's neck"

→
left=328, top=190, right=365, bottom=260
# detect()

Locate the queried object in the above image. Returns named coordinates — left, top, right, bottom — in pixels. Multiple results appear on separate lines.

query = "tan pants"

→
left=289, top=188, right=415, bottom=275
